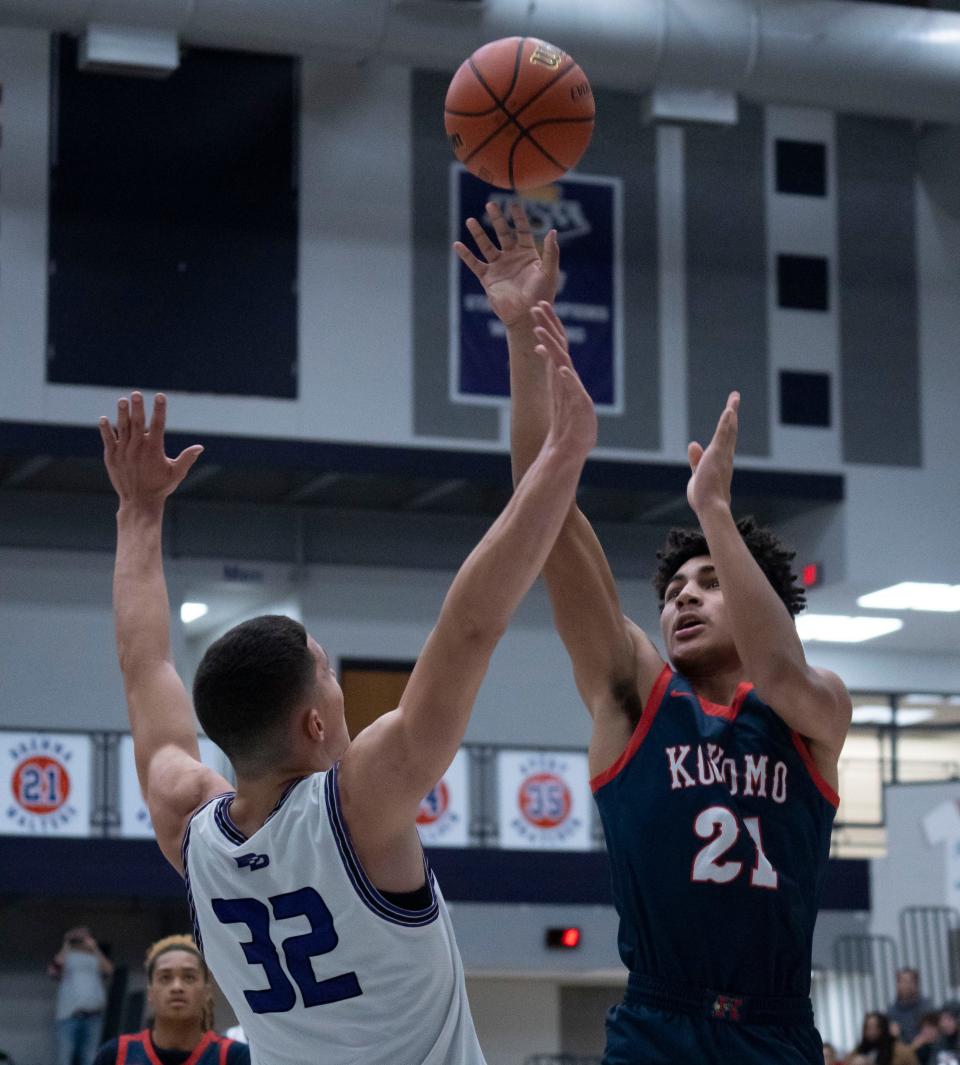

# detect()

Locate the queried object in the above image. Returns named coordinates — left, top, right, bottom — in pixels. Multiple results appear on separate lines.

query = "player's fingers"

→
left=129, top=391, right=146, bottom=443
left=173, top=444, right=204, bottom=479
left=148, top=392, right=167, bottom=440
left=485, top=201, right=515, bottom=249
left=453, top=241, right=486, bottom=278
left=465, top=217, right=499, bottom=261
left=688, top=441, right=704, bottom=471
left=533, top=301, right=567, bottom=347
left=116, top=397, right=131, bottom=445
left=534, top=327, right=574, bottom=372
left=541, top=229, right=560, bottom=278
left=509, top=202, right=536, bottom=249
left=97, top=416, right=117, bottom=452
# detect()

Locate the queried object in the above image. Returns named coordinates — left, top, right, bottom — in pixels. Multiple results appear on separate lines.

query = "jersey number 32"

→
left=213, top=886, right=363, bottom=1014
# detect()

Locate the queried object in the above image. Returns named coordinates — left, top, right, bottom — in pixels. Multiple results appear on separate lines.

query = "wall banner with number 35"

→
left=497, top=749, right=592, bottom=851
left=2, top=731, right=92, bottom=837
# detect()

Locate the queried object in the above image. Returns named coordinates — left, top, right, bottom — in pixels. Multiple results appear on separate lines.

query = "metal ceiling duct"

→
left=1, top=0, right=960, bottom=125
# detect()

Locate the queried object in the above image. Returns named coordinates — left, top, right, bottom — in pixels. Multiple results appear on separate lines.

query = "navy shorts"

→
left=603, top=1000, right=825, bottom=1065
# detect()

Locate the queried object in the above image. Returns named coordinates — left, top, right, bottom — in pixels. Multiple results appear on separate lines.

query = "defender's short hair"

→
left=193, top=614, right=317, bottom=773
left=653, top=516, right=806, bottom=617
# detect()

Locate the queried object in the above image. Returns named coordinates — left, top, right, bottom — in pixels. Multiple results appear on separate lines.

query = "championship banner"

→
left=417, top=748, right=470, bottom=848
left=451, top=165, right=623, bottom=412
left=497, top=749, right=592, bottom=851
left=3, top=731, right=92, bottom=837
left=119, top=734, right=230, bottom=839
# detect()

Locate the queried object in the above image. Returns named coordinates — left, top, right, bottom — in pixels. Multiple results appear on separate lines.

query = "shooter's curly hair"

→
left=145, top=934, right=213, bottom=1031
left=652, top=516, right=806, bottom=617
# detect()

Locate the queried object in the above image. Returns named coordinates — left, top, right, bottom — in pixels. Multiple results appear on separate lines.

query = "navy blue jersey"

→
left=96, top=1030, right=245, bottom=1065
left=593, top=665, right=838, bottom=998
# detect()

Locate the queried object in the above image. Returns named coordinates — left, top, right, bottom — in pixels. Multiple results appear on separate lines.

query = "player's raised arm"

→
left=100, top=393, right=231, bottom=870
left=686, top=393, right=852, bottom=770
left=342, top=349, right=597, bottom=837
left=455, top=205, right=663, bottom=745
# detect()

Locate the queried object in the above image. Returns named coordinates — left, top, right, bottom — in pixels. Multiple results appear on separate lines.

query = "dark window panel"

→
left=775, top=139, right=828, bottom=197
left=777, top=254, right=830, bottom=311
left=47, top=36, right=299, bottom=398
left=780, top=371, right=831, bottom=428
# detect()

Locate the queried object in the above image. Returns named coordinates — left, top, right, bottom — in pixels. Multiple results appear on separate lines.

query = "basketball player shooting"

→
left=456, top=202, right=852, bottom=1065
left=97, top=368, right=596, bottom=1065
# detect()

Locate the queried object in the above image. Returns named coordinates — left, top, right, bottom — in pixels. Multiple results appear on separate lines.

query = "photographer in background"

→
left=49, top=926, right=114, bottom=1065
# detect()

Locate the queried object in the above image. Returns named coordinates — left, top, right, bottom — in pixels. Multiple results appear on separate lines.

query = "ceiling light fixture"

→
left=857, top=582, right=960, bottom=612
left=795, top=614, right=903, bottom=643
left=180, top=602, right=209, bottom=624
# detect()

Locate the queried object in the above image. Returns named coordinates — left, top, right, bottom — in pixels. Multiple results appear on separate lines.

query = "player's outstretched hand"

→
left=99, top=392, right=203, bottom=508
left=686, top=391, right=740, bottom=516
left=453, top=200, right=559, bottom=327
left=534, top=302, right=597, bottom=461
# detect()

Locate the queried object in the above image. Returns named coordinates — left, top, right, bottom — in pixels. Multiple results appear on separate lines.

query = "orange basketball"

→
left=444, top=37, right=595, bottom=191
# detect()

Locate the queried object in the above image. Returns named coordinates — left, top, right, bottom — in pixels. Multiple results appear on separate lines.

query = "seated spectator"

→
left=847, top=1011, right=919, bottom=1065
left=92, top=935, right=249, bottom=1065
left=932, top=1006, right=960, bottom=1065
left=50, top=926, right=114, bottom=1065
left=911, top=1011, right=942, bottom=1065
left=890, top=969, right=934, bottom=1045
left=824, top=1042, right=839, bottom=1064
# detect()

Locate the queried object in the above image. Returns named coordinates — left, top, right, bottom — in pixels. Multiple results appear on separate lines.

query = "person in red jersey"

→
left=456, top=201, right=853, bottom=1065
left=93, top=935, right=248, bottom=1065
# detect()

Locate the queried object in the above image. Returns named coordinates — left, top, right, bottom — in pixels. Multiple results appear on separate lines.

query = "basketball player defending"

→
left=98, top=368, right=596, bottom=1065
left=456, top=202, right=852, bottom=1065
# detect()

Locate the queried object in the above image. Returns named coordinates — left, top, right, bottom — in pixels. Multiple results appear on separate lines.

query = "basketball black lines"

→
left=455, top=39, right=583, bottom=185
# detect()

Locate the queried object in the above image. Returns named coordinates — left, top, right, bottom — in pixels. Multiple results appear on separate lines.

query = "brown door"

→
left=340, top=659, right=414, bottom=739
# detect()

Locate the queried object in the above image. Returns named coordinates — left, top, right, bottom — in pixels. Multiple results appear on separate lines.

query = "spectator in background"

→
left=92, top=935, right=248, bottom=1065
left=911, top=1011, right=942, bottom=1065
left=824, top=1042, right=839, bottom=1064
left=49, top=926, right=113, bottom=1065
left=931, top=1006, right=960, bottom=1065
left=846, top=1011, right=919, bottom=1065
left=890, top=968, right=934, bottom=1045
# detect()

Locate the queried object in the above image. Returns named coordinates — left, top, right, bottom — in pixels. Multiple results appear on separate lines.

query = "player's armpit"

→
left=336, top=710, right=439, bottom=892
left=760, top=666, right=852, bottom=767
left=146, top=745, right=232, bottom=873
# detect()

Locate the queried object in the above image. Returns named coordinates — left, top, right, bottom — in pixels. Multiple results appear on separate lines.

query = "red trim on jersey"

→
left=790, top=731, right=840, bottom=809
left=115, top=1030, right=224, bottom=1065
left=590, top=664, right=672, bottom=792
left=696, top=682, right=754, bottom=721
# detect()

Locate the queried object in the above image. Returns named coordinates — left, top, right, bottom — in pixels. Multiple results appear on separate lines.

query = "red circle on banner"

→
left=12, top=755, right=71, bottom=814
left=518, top=772, right=571, bottom=829
left=417, top=780, right=450, bottom=825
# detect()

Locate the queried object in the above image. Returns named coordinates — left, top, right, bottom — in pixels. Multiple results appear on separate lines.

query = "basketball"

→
left=444, top=36, right=595, bottom=191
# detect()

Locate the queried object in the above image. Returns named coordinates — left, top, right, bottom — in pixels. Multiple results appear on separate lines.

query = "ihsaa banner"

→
left=497, top=749, right=592, bottom=851
left=3, top=731, right=92, bottom=836
left=451, top=165, right=623, bottom=412
left=119, top=734, right=231, bottom=839
left=416, top=748, right=470, bottom=848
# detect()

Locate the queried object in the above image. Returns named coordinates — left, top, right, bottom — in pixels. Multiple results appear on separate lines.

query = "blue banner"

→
left=451, top=166, right=622, bottom=411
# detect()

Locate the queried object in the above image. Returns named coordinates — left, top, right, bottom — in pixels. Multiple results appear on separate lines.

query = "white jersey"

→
left=183, top=765, right=486, bottom=1065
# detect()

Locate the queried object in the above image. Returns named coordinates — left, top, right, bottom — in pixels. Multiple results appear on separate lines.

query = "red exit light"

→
left=546, top=926, right=582, bottom=949
left=802, top=563, right=822, bottom=588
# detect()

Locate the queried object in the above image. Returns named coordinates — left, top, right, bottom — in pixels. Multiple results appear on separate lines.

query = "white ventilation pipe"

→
left=2, top=0, right=960, bottom=124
